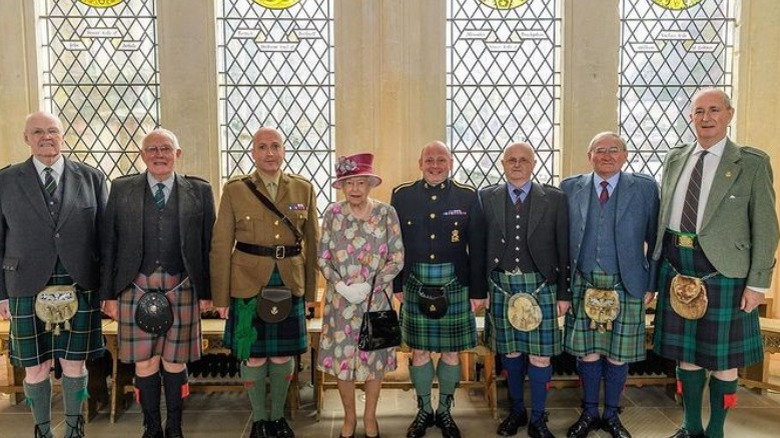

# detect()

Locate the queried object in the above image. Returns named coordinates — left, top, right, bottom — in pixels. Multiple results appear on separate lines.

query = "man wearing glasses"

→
left=0, top=111, right=108, bottom=438
left=561, top=132, right=659, bottom=438
left=101, top=129, right=216, bottom=438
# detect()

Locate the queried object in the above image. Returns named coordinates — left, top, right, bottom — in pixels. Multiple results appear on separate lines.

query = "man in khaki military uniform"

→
left=211, top=127, right=320, bottom=438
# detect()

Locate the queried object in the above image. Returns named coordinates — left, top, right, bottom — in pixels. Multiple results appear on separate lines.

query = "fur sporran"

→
left=670, top=274, right=708, bottom=320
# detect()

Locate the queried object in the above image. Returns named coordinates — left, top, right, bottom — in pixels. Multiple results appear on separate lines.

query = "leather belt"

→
left=664, top=230, right=698, bottom=250
left=235, top=242, right=301, bottom=259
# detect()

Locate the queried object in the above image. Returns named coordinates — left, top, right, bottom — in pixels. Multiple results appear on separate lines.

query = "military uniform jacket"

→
left=390, top=179, right=486, bottom=298
left=210, top=171, right=320, bottom=307
left=0, top=157, right=108, bottom=299
left=100, top=172, right=216, bottom=300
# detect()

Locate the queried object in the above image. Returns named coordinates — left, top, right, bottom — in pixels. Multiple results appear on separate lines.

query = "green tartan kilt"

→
left=223, top=269, right=307, bottom=358
left=401, top=263, right=476, bottom=352
left=486, top=270, right=561, bottom=357
left=564, top=270, right=646, bottom=363
left=9, top=261, right=104, bottom=367
left=653, top=231, right=762, bottom=370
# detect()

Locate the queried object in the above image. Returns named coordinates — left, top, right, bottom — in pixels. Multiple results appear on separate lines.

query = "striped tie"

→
left=599, top=180, right=609, bottom=206
left=153, top=183, right=166, bottom=210
left=513, top=188, right=523, bottom=210
left=43, top=167, right=56, bottom=197
left=680, top=151, right=708, bottom=233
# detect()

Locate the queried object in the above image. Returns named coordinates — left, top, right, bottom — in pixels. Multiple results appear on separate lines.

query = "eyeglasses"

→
left=504, top=157, right=532, bottom=166
left=28, top=128, right=62, bottom=137
left=143, top=146, right=175, bottom=156
left=590, top=147, right=624, bottom=156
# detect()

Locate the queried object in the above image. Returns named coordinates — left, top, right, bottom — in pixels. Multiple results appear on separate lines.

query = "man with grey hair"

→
left=101, top=128, right=216, bottom=438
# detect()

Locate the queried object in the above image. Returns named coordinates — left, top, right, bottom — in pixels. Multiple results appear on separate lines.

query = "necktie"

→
left=43, top=167, right=56, bottom=197
left=513, top=188, right=523, bottom=210
left=599, top=181, right=609, bottom=205
left=267, top=182, right=277, bottom=201
left=680, top=151, right=708, bottom=233
left=153, top=183, right=166, bottom=210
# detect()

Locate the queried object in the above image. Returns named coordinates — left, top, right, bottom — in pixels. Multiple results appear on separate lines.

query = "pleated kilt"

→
left=223, top=269, right=307, bottom=359
left=117, top=269, right=201, bottom=364
left=564, top=269, right=646, bottom=363
left=653, top=230, right=763, bottom=370
left=401, top=263, right=476, bottom=352
left=9, top=259, right=104, bottom=367
left=486, top=270, right=561, bottom=357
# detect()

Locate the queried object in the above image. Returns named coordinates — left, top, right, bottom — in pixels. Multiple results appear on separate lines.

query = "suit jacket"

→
left=561, top=172, right=659, bottom=297
left=653, top=139, right=779, bottom=287
left=210, top=171, right=320, bottom=307
left=100, top=172, right=216, bottom=300
left=0, top=157, right=108, bottom=299
left=473, top=182, right=570, bottom=300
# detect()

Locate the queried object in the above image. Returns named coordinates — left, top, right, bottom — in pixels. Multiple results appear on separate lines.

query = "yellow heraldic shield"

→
left=651, top=0, right=703, bottom=10
left=479, top=0, right=529, bottom=10
left=78, top=0, right=124, bottom=8
left=253, top=0, right=302, bottom=10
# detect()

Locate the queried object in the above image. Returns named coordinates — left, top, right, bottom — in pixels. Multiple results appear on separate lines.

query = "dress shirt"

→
left=32, top=156, right=64, bottom=187
left=147, top=172, right=175, bottom=204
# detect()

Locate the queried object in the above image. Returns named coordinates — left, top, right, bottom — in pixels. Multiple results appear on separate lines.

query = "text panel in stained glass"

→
left=447, top=0, right=561, bottom=187
left=40, top=0, right=160, bottom=180
left=619, top=0, right=735, bottom=178
left=217, top=0, right=334, bottom=215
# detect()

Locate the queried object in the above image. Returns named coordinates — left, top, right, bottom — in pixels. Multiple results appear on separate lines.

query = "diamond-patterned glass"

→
left=619, top=0, right=735, bottom=179
left=40, top=0, right=160, bottom=180
left=447, top=0, right=561, bottom=187
left=217, top=0, right=334, bottom=215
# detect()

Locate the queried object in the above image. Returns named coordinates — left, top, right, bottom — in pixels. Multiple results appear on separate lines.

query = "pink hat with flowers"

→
left=333, top=153, right=382, bottom=188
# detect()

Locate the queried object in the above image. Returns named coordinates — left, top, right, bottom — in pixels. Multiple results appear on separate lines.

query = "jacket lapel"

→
left=615, top=171, right=634, bottom=223
left=56, top=159, right=83, bottom=229
left=527, top=182, right=547, bottom=235
left=572, top=174, right=591, bottom=226
left=490, top=184, right=508, bottom=238
left=275, top=173, right=289, bottom=205
left=660, top=144, right=695, bottom=224
left=701, top=140, right=741, bottom=231
left=175, top=174, right=198, bottom=245
left=18, top=159, right=54, bottom=227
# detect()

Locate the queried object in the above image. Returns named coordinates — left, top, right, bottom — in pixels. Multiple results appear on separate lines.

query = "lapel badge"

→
left=725, top=171, right=732, bottom=178
left=451, top=229, right=460, bottom=243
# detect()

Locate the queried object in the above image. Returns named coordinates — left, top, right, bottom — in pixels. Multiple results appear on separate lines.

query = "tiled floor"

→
left=2, top=356, right=780, bottom=437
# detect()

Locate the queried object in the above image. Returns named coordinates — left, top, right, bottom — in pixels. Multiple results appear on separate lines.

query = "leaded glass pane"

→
left=447, top=0, right=561, bottom=187
left=619, top=0, right=735, bottom=179
left=40, top=0, right=160, bottom=180
left=217, top=0, right=334, bottom=215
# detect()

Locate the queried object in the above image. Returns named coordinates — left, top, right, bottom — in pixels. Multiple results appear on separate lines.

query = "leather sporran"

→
left=358, top=289, right=401, bottom=351
left=35, top=285, right=78, bottom=336
left=256, top=287, right=292, bottom=323
left=506, top=293, right=542, bottom=332
left=670, top=274, right=708, bottom=320
left=583, top=288, right=620, bottom=332
left=418, top=285, right=448, bottom=319
left=135, top=290, right=174, bottom=335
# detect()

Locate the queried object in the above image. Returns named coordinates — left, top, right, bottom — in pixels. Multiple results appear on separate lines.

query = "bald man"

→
left=210, top=127, right=320, bottom=438
left=0, top=111, right=108, bottom=438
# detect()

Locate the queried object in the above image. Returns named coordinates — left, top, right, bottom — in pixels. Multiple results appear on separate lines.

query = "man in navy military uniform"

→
left=391, top=141, right=486, bottom=438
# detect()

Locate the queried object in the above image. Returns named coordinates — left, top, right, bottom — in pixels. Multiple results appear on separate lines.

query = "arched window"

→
left=40, top=0, right=160, bottom=179
left=217, top=0, right=335, bottom=215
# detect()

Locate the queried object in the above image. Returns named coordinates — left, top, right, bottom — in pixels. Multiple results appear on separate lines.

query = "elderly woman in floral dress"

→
left=317, top=153, right=404, bottom=438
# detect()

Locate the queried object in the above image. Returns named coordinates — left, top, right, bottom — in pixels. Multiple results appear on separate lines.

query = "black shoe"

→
left=65, top=415, right=85, bottom=438
left=406, top=410, right=435, bottom=438
left=435, top=410, right=461, bottom=438
left=142, top=426, right=165, bottom=438
left=268, top=418, right=295, bottom=438
left=528, top=413, right=556, bottom=438
left=668, top=429, right=706, bottom=438
left=250, top=421, right=269, bottom=438
left=497, top=409, right=528, bottom=436
left=34, top=422, right=52, bottom=438
left=165, top=426, right=184, bottom=438
left=600, top=415, right=631, bottom=438
left=566, top=411, right=600, bottom=438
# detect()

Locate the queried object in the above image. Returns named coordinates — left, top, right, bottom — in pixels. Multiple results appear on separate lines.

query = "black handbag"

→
left=256, top=287, right=292, bottom=323
left=418, top=285, right=448, bottom=319
left=135, top=289, right=174, bottom=335
left=358, top=288, right=401, bottom=351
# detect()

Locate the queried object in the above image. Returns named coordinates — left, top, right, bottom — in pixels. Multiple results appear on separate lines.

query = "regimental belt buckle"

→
left=676, top=235, right=695, bottom=249
left=506, top=267, right=524, bottom=276
left=274, top=245, right=286, bottom=259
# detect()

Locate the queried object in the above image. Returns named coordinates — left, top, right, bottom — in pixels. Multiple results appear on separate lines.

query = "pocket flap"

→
left=261, top=287, right=292, bottom=303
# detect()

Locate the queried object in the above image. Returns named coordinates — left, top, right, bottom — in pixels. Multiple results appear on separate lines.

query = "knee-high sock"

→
left=677, top=367, right=706, bottom=434
left=62, top=374, right=88, bottom=436
left=268, top=360, right=295, bottom=420
left=603, top=361, right=628, bottom=420
left=502, top=355, right=527, bottom=414
left=705, top=376, right=738, bottom=438
left=409, top=361, right=435, bottom=413
left=136, top=373, right=162, bottom=432
left=578, top=359, right=602, bottom=417
left=527, top=363, right=552, bottom=423
left=24, top=379, right=53, bottom=438
left=242, top=362, right=268, bottom=421
left=436, top=361, right=461, bottom=414
left=161, top=368, right=188, bottom=431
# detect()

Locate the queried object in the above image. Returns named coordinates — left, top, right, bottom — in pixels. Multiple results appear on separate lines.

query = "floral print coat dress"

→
left=316, top=200, right=405, bottom=381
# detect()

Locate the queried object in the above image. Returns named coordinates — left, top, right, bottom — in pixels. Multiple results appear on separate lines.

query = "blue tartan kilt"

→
left=653, top=230, right=763, bottom=370
left=401, top=263, right=476, bottom=352
left=486, top=270, right=561, bottom=357
left=223, top=269, right=307, bottom=359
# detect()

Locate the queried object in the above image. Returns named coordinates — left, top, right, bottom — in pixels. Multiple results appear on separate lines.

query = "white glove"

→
left=334, top=281, right=371, bottom=304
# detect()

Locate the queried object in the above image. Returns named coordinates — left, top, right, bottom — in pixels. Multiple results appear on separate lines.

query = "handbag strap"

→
left=365, top=283, right=394, bottom=311
left=243, top=178, right=303, bottom=243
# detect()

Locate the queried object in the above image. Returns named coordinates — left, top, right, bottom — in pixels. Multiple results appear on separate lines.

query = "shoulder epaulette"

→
left=669, top=143, right=689, bottom=150
left=741, top=146, right=769, bottom=159
left=392, top=180, right=417, bottom=194
left=183, top=174, right=209, bottom=184
left=226, top=174, right=251, bottom=184
left=452, top=180, right=476, bottom=192
left=114, top=172, right=140, bottom=180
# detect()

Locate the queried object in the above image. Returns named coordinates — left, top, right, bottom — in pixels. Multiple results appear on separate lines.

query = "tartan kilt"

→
left=653, top=231, right=763, bottom=370
left=223, top=269, right=307, bottom=358
left=9, top=260, right=104, bottom=367
left=486, top=270, right=561, bottom=357
left=401, top=263, right=476, bottom=352
left=564, top=270, right=646, bottom=363
left=117, top=270, right=201, bottom=364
